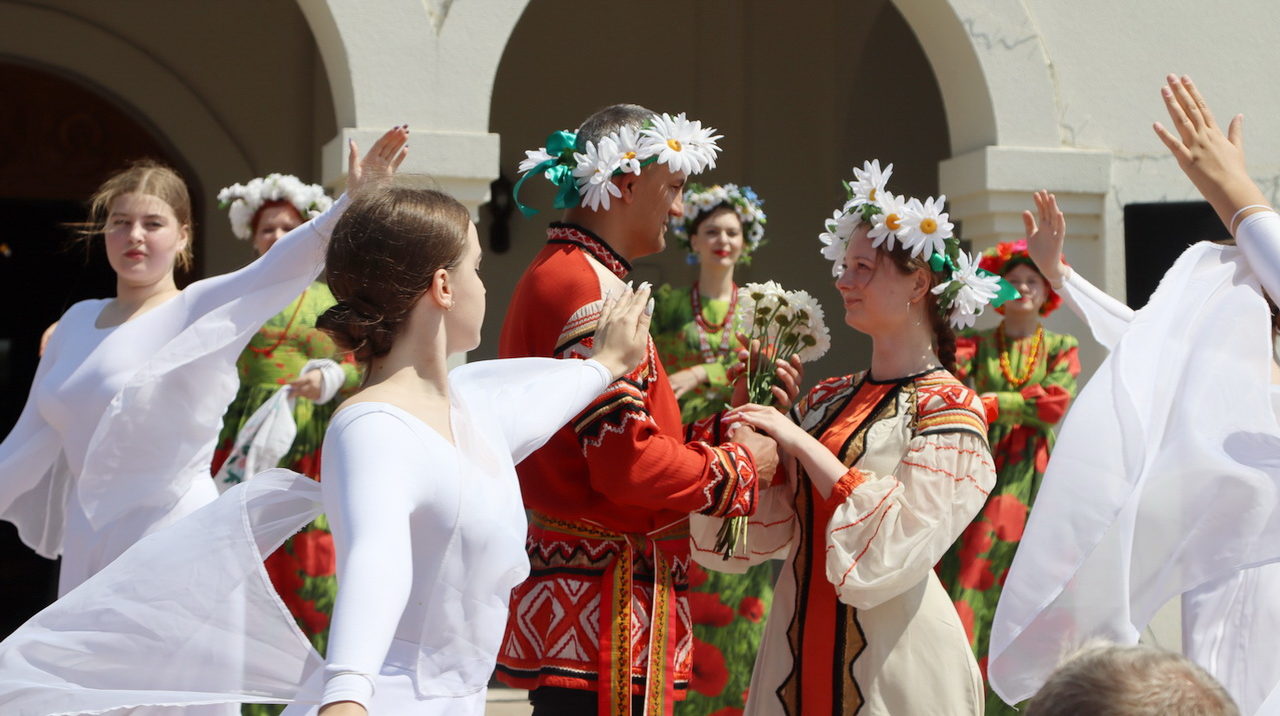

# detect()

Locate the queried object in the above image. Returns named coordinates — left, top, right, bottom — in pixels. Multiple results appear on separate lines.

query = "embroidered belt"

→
left=530, top=511, right=689, bottom=716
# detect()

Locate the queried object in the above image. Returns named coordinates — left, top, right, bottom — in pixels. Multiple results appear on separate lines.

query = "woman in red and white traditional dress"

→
left=691, top=167, right=1000, bottom=715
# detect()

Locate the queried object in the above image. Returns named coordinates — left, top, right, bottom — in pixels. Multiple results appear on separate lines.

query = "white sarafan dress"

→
left=0, top=357, right=614, bottom=716
left=0, top=194, right=349, bottom=595
left=989, top=211, right=1280, bottom=716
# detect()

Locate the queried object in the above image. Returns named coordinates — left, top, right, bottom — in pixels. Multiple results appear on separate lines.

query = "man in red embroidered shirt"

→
left=496, top=105, right=784, bottom=715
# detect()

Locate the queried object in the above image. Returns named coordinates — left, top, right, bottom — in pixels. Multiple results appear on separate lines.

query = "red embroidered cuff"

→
left=698, top=442, right=758, bottom=519
left=824, top=468, right=866, bottom=510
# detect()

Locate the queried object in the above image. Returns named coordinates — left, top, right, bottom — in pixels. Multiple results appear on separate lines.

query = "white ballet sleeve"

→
left=450, top=357, right=613, bottom=463
left=0, top=316, right=70, bottom=558
left=989, top=243, right=1280, bottom=705
left=75, top=195, right=352, bottom=531
left=180, top=194, right=349, bottom=325
left=320, top=409, right=424, bottom=710
left=824, top=430, right=995, bottom=610
left=1235, top=210, right=1280, bottom=305
left=1059, top=268, right=1135, bottom=350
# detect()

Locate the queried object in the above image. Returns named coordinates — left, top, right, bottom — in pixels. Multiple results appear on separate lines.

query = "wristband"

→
left=1230, top=204, right=1275, bottom=236
left=1049, top=264, right=1072, bottom=291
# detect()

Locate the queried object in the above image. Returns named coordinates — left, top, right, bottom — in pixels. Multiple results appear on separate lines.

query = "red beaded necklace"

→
left=996, top=323, right=1044, bottom=388
left=691, top=282, right=737, bottom=363
left=248, top=288, right=309, bottom=358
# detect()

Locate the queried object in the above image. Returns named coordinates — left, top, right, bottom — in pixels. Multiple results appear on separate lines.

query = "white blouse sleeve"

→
left=689, top=476, right=797, bottom=573
left=1059, top=268, right=1134, bottom=350
left=320, top=408, right=423, bottom=709
left=1235, top=210, right=1280, bottom=304
left=179, top=193, right=350, bottom=326
left=450, top=357, right=612, bottom=463
left=824, top=393, right=996, bottom=610
left=0, top=306, right=76, bottom=557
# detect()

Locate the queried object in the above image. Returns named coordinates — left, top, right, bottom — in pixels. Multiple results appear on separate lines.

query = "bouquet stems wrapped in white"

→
left=715, top=281, right=831, bottom=558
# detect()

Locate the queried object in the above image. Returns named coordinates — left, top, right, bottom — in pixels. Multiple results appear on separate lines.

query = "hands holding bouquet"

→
left=713, top=281, right=831, bottom=558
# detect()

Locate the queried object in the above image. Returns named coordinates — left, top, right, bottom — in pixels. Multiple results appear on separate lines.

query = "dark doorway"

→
left=1123, top=201, right=1230, bottom=308
left=0, top=61, right=193, bottom=637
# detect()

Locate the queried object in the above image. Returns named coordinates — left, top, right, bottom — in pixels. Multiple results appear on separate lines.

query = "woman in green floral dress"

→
left=211, top=176, right=360, bottom=716
left=935, top=238, right=1079, bottom=716
left=651, top=183, right=773, bottom=716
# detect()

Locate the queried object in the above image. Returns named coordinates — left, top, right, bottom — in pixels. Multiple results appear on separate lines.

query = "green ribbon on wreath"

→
left=928, top=250, right=1020, bottom=308
left=513, top=130, right=581, bottom=217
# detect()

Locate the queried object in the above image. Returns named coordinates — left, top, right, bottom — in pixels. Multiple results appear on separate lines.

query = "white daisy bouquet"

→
left=736, top=281, right=831, bottom=404
left=714, top=280, right=831, bottom=558
left=217, top=174, right=332, bottom=240
left=819, top=160, right=1018, bottom=329
left=513, top=112, right=722, bottom=216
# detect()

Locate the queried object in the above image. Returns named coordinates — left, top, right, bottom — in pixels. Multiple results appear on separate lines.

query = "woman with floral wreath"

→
left=934, top=237, right=1080, bottom=714
left=213, top=175, right=364, bottom=715
left=691, top=161, right=1014, bottom=715
left=650, top=182, right=772, bottom=715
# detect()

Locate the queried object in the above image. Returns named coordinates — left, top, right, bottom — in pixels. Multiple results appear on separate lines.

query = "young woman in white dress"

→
left=989, top=75, right=1280, bottom=716
left=0, top=185, right=656, bottom=716
left=0, top=126, right=407, bottom=597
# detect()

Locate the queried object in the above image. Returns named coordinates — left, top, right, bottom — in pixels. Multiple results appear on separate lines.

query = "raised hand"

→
left=1152, top=74, right=1269, bottom=233
left=347, top=125, right=410, bottom=193
left=1023, top=190, right=1068, bottom=287
left=591, top=282, right=655, bottom=380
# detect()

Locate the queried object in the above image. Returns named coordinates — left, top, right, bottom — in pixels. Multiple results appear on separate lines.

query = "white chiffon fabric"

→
left=0, top=357, right=613, bottom=716
left=989, top=218, right=1280, bottom=713
left=0, top=471, right=325, bottom=716
left=0, top=195, right=348, bottom=591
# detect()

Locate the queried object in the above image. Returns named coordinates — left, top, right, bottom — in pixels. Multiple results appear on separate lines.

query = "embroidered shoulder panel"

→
left=911, top=372, right=988, bottom=439
left=554, top=299, right=604, bottom=359
left=796, top=373, right=862, bottom=435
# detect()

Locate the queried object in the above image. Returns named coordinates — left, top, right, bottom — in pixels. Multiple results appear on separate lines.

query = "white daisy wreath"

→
left=217, top=174, right=333, bottom=240
left=514, top=112, right=722, bottom=215
left=819, top=159, right=1016, bottom=330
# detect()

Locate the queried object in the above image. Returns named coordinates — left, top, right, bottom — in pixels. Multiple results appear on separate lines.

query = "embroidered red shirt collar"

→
left=546, top=223, right=631, bottom=279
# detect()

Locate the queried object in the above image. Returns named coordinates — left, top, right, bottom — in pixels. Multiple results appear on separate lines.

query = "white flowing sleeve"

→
left=690, top=477, right=797, bottom=573
left=75, top=196, right=351, bottom=531
left=0, top=306, right=76, bottom=558
left=179, top=194, right=348, bottom=324
left=450, top=357, right=612, bottom=463
left=320, top=408, right=423, bottom=710
left=0, top=470, right=324, bottom=715
left=1235, top=210, right=1280, bottom=304
left=1059, top=268, right=1134, bottom=350
left=825, top=391, right=995, bottom=610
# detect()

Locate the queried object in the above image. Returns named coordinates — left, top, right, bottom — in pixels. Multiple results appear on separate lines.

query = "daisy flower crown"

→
left=513, top=112, right=722, bottom=216
left=217, top=174, right=333, bottom=240
left=818, top=159, right=1019, bottom=330
left=669, top=183, right=767, bottom=262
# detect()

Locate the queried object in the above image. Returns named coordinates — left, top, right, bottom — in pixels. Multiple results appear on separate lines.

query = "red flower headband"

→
left=978, top=239, right=1063, bottom=317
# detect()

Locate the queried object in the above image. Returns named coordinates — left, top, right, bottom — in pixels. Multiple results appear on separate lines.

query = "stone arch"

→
left=0, top=2, right=254, bottom=201
left=891, top=0, right=1062, bottom=153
